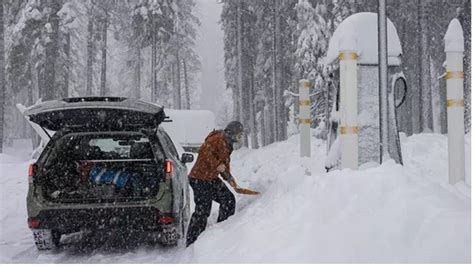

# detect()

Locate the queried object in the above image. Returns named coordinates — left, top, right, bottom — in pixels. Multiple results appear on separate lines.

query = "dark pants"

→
left=186, top=177, right=236, bottom=247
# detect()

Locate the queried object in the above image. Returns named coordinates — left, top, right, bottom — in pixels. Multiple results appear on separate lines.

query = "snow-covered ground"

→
left=0, top=133, right=470, bottom=263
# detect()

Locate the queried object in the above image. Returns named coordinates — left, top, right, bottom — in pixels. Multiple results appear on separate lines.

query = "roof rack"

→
left=62, top=97, right=127, bottom=103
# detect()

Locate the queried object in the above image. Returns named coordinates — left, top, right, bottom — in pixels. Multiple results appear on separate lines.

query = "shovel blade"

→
left=234, top=187, right=260, bottom=195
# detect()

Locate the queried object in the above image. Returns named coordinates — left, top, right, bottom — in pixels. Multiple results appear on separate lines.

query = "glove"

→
left=217, top=164, right=226, bottom=173
left=228, top=178, right=238, bottom=189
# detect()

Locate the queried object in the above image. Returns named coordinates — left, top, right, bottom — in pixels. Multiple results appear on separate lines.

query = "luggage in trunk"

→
left=39, top=132, right=165, bottom=203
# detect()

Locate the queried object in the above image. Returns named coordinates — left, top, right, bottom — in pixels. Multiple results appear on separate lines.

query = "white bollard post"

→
left=339, top=51, right=359, bottom=169
left=444, top=19, right=465, bottom=185
left=299, top=79, right=311, bottom=157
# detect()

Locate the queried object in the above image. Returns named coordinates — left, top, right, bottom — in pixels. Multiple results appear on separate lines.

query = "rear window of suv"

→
left=44, top=133, right=162, bottom=166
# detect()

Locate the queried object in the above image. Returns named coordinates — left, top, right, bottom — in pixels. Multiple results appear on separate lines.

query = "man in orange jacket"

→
left=186, top=121, right=244, bottom=247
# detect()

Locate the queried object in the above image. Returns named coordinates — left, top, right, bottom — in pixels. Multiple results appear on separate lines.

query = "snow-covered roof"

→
left=444, top=18, right=464, bottom=52
left=325, top=12, right=403, bottom=66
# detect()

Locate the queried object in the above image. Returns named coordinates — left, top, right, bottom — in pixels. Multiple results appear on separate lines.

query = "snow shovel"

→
left=222, top=172, right=260, bottom=195
left=233, top=186, right=260, bottom=195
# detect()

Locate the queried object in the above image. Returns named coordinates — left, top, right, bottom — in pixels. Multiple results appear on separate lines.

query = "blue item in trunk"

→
left=89, top=167, right=131, bottom=189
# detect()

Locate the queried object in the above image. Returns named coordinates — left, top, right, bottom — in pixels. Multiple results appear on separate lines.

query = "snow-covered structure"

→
left=325, top=13, right=406, bottom=168
left=444, top=18, right=466, bottom=185
left=325, top=13, right=403, bottom=66
left=160, top=109, right=216, bottom=152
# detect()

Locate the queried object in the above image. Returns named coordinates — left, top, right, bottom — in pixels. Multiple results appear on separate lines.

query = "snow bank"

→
left=192, top=133, right=470, bottom=263
left=325, top=12, right=403, bottom=66
left=0, top=133, right=470, bottom=263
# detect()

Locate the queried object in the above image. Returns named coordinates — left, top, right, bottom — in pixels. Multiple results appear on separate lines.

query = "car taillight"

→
left=27, top=218, right=40, bottom=229
left=28, top=164, right=36, bottom=184
left=165, top=160, right=173, bottom=178
left=159, top=216, right=174, bottom=224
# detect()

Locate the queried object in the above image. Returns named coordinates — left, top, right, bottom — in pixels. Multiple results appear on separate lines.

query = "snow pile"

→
left=0, top=133, right=470, bottom=263
left=325, top=12, right=403, bottom=65
left=191, top=133, right=470, bottom=263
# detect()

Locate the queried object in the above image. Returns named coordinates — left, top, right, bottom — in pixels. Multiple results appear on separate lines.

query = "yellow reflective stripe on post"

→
left=299, top=119, right=311, bottom=124
left=447, top=99, right=464, bottom=107
left=338, top=52, right=358, bottom=61
left=301, top=80, right=311, bottom=88
left=339, top=126, right=359, bottom=135
left=445, top=71, right=464, bottom=80
left=299, top=100, right=311, bottom=106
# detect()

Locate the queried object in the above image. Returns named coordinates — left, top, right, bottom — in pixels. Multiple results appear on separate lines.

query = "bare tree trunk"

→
left=264, top=103, right=272, bottom=145
left=172, top=63, right=178, bottom=108
left=249, top=69, right=258, bottom=148
left=63, top=33, right=70, bottom=98
left=176, top=52, right=182, bottom=109
left=0, top=0, right=4, bottom=153
left=276, top=9, right=286, bottom=141
left=232, top=7, right=239, bottom=122
left=260, top=105, right=266, bottom=147
left=133, top=46, right=141, bottom=99
left=271, top=0, right=279, bottom=143
left=43, top=0, right=60, bottom=100
left=461, top=0, right=471, bottom=133
left=151, top=19, right=157, bottom=102
left=418, top=0, right=432, bottom=132
left=430, top=56, right=441, bottom=133
left=183, top=60, right=190, bottom=109
left=86, top=18, right=94, bottom=96
left=236, top=0, right=243, bottom=122
left=99, top=11, right=108, bottom=96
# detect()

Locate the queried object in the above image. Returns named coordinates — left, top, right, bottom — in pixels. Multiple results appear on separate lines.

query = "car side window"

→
left=158, top=131, right=179, bottom=160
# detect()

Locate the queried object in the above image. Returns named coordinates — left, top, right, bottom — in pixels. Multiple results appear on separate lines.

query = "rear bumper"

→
left=29, top=207, right=177, bottom=233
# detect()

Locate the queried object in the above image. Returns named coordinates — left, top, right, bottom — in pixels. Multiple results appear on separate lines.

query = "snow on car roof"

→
left=325, top=12, right=403, bottom=66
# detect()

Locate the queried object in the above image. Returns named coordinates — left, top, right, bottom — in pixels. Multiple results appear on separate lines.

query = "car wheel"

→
left=32, top=229, right=60, bottom=250
left=159, top=227, right=178, bottom=247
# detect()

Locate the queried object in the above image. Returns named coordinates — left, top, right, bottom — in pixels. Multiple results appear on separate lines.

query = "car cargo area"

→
left=38, top=132, right=165, bottom=203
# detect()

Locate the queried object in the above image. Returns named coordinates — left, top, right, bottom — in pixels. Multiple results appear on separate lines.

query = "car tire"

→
left=32, top=229, right=61, bottom=250
left=159, top=227, right=178, bottom=247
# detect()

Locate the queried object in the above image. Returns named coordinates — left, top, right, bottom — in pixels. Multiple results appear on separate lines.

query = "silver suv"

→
left=24, top=97, right=193, bottom=250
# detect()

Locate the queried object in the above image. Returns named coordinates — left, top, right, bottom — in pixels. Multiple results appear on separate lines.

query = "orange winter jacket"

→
left=189, top=130, right=232, bottom=181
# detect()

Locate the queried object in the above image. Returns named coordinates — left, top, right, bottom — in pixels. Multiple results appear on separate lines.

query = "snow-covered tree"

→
left=130, top=0, right=200, bottom=109
left=294, top=0, right=330, bottom=131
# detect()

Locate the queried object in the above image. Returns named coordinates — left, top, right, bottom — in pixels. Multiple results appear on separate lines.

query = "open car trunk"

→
left=39, top=132, right=165, bottom=203
left=24, top=97, right=166, bottom=132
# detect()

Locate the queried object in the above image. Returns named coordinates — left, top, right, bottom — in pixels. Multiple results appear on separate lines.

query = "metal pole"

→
left=299, top=79, right=311, bottom=157
left=444, top=19, right=465, bottom=185
left=378, top=0, right=389, bottom=164
left=339, top=51, right=359, bottom=169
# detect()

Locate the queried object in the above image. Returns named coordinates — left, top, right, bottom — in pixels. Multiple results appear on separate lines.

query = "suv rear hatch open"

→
left=24, top=97, right=166, bottom=132
left=25, top=97, right=168, bottom=203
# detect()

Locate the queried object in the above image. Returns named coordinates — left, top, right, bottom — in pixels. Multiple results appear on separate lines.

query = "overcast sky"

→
left=195, top=0, right=226, bottom=114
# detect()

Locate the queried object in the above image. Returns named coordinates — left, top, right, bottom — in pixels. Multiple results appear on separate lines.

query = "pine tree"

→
left=294, top=0, right=330, bottom=133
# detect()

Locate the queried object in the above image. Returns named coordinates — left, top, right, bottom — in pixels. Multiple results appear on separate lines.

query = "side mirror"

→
left=181, top=153, right=194, bottom=164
